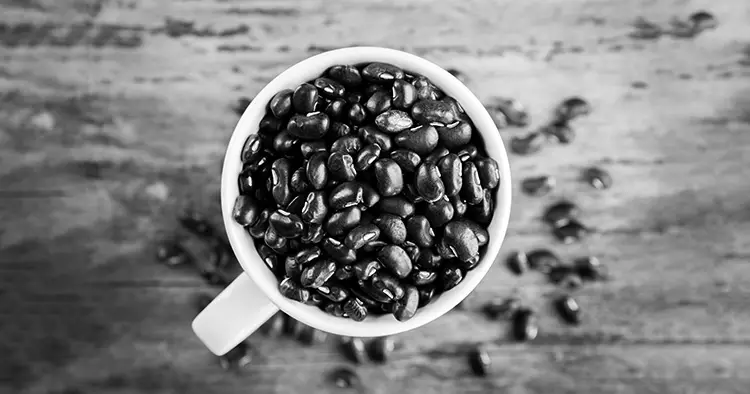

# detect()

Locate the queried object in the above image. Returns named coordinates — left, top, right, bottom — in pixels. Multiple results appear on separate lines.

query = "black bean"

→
left=325, top=206, right=362, bottom=236
left=424, top=197, right=455, bottom=228
left=379, top=197, right=415, bottom=218
left=541, top=122, right=575, bottom=144
left=349, top=259, right=379, bottom=281
left=292, top=83, right=319, bottom=113
left=289, top=167, right=310, bottom=194
left=417, top=286, right=435, bottom=307
left=240, top=134, right=264, bottom=163
left=298, top=192, right=325, bottom=225
left=466, top=189, right=493, bottom=225
left=356, top=144, right=381, bottom=172
left=302, top=152, right=327, bottom=190
left=263, top=219, right=287, bottom=248
left=279, top=277, right=310, bottom=302
left=510, top=132, right=545, bottom=155
left=390, top=149, right=421, bottom=173
left=347, top=103, right=367, bottom=124
left=300, top=140, right=327, bottom=158
left=270, top=158, right=293, bottom=206
left=521, top=175, right=555, bottom=196
left=259, top=114, right=284, bottom=136
left=362, top=62, right=405, bottom=83
left=689, top=11, right=718, bottom=31
left=377, top=245, right=413, bottom=278
left=238, top=167, right=254, bottom=195
left=474, top=158, right=500, bottom=189
left=248, top=209, right=271, bottom=239
left=402, top=183, right=425, bottom=204
left=341, top=337, right=368, bottom=364
left=327, top=65, right=363, bottom=87
left=327, top=152, right=357, bottom=181
left=457, top=145, right=479, bottom=162
left=506, top=251, right=528, bottom=275
left=583, top=166, right=613, bottom=190
left=414, top=77, right=444, bottom=101
left=269, top=209, right=304, bottom=238
left=322, top=237, right=357, bottom=264
left=333, top=263, right=354, bottom=280
left=393, top=285, right=419, bottom=321
left=416, top=250, right=442, bottom=270
left=295, top=246, right=322, bottom=266
left=442, top=96, right=464, bottom=115
left=437, top=154, right=462, bottom=197
left=373, top=158, right=404, bottom=197
left=455, top=219, right=488, bottom=246
left=443, top=221, right=480, bottom=263
left=313, top=77, right=346, bottom=99
left=450, top=195, right=467, bottom=218
left=361, top=240, right=388, bottom=253
left=359, top=125, right=394, bottom=152
left=369, top=271, right=406, bottom=300
left=481, top=297, right=521, bottom=320
left=300, top=259, right=337, bottom=288
left=436, top=121, right=472, bottom=150
left=554, top=96, right=591, bottom=123
left=331, top=135, right=362, bottom=156
left=405, top=215, right=435, bottom=248
left=391, top=79, right=417, bottom=109
left=373, top=213, right=407, bottom=244
left=317, top=283, right=350, bottom=303
left=269, top=89, right=293, bottom=118
left=343, top=298, right=368, bottom=322
left=410, top=269, right=437, bottom=286
left=328, top=181, right=363, bottom=210
left=511, top=308, right=538, bottom=341
left=365, top=90, right=393, bottom=115
left=359, top=182, right=381, bottom=209
left=424, top=146, right=449, bottom=165
left=346, top=91, right=364, bottom=104
left=414, top=163, right=445, bottom=203
left=469, top=345, right=491, bottom=377
left=543, top=200, right=580, bottom=227
left=404, top=243, right=421, bottom=262
left=345, top=224, right=381, bottom=250
left=527, top=249, right=561, bottom=274
left=285, top=193, right=306, bottom=216
left=232, top=195, right=261, bottom=227
left=461, top=162, right=483, bottom=205
left=553, top=219, right=588, bottom=244
left=287, top=113, right=330, bottom=140
left=284, top=256, right=303, bottom=278
left=556, top=295, right=582, bottom=325
left=439, top=265, right=464, bottom=291
left=395, top=125, right=438, bottom=155
left=367, top=336, right=395, bottom=364
left=574, top=256, right=608, bottom=281
left=548, top=264, right=575, bottom=284
left=357, top=279, right=394, bottom=303
left=324, top=302, right=346, bottom=317
left=375, top=109, right=414, bottom=134
left=325, top=99, right=347, bottom=120
left=257, top=244, right=280, bottom=273
left=489, top=97, right=529, bottom=127
left=411, top=100, right=457, bottom=125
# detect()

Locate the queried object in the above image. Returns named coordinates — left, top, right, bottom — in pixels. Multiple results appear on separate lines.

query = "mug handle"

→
left=192, top=273, right=279, bottom=355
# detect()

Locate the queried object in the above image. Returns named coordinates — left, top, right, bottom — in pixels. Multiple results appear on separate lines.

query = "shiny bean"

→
left=269, top=89, right=293, bottom=118
left=441, top=96, right=464, bottom=117
left=461, top=162, right=483, bottom=205
left=292, top=83, right=319, bottom=113
left=240, top=134, right=263, bottom=163
left=324, top=302, right=346, bottom=318
left=346, top=91, right=364, bottom=104
left=259, top=114, right=284, bottom=136
left=286, top=194, right=306, bottom=216
left=287, top=113, right=330, bottom=140
left=348, top=103, right=367, bottom=125
left=390, top=149, right=421, bottom=173
left=438, top=241, right=458, bottom=262
left=345, top=224, right=381, bottom=250
left=437, top=154, right=463, bottom=197
left=271, top=158, right=294, bottom=206
left=300, top=140, right=327, bottom=158
left=365, top=90, right=392, bottom=115
left=450, top=195, right=467, bottom=218
left=405, top=215, right=435, bottom=248
left=232, top=195, right=261, bottom=227
left=359, top=125, right=394, bottom=151
left=373, top=214, right=407, bottom=244
left=417, top=286, right=435, bottom=307
left=322, top=237, right=357, bottom=264
left=377, top=245, right=413, bottom=278
left=395, top=125, right=438, bottom=155
left=300, top=259, right=337, bottom=288
left=290, top=167, right=310, bottom=194
left=415, top=163, right=445, bottom=203
left=424, top=197, right=454, bottom=228
left=269, top=209, right=305, bottom=238
left=325, top=99, right=347, bottom=120
left=295, top=246, right=322, bottom=266
left=318, top=283, right=350, bottom=302
left=414, top=77, right=443, bottom=101
left=313, top=77, right=346, bottom=98
left=373, top=158, right=404, bottom=196
left=375, top=110, right=414, bottom=134
left=369, top=272, right=406, bottom=300
left=328, top=152, right=357, bottom=181
left=358, top=278, right=394, bottom=303
left=301, top=191, right=328, bottom=224
left=436, top=121, right=472, bottom=150
left=356, top=144, right=381, bottom=172
left=248, top=208, right=271, bottom=239
left=331, top=122, right=352, bottom=139
left=325, top=206, right=361, bottom=236
left=359, top=183, right=381, bottom=209
left=258, top=244, right=281, bottom=274
left=329, top=182, right=364, bottom=210
left=306, top=152, right=329, bottom=190
left=439, top=265, right=464, bottom=291
left=424, top=146, right=449, bottom=165
left=410, top=268, right=437, bottom=286
left=543, top=200, right=579, bottom=227
left=416, top=249, right=442, bottom=270
left=301, top=223, right=325, bottom=244
left=379, top=197, right=415, bottom=218
left=362, top=62, right=405, bottom=83
left=443, top=221, right=480, bottom=262
left=393, top=285, right=419, bottom=321
left=467, top=189, right=493, bottom=225
left=331, top=135, right=362, bottom=155
left=343, top=298, right=368, bottom=322
left=455, top=219, right=489, bottom=246
left=411, top=100, right=456, bottom=125
left=352, top=259, right=381, bottom=281
left=285, top=256, right=303, bottom=278
left=401, top=183, right=424, bottom=204
left=469, top=345, right=491, bottom=377
left=327, top=65, right=363, bottom=87
left=238, top=167, right=254, bottom=195
left=475, top=157, right=500, bottom=189
left=553, top=219, right=587, bottom=244
left=279, top=277, right=310, bottom=302
left=583, top=166, right=613, bottom=190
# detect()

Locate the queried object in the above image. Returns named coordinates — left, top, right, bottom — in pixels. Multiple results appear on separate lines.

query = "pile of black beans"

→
left=232, top=62, right=501, bottom=322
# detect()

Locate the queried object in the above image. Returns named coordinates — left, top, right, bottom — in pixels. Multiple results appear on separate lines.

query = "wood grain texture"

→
left=1, top=0, right=750, bottom=393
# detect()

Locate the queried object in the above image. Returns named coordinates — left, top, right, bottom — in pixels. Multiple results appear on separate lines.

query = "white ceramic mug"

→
left=192, top=47, right=513, bottom=356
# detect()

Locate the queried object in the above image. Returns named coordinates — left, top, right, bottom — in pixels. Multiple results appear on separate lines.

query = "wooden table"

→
left=1, top=0, right=749, bottom=393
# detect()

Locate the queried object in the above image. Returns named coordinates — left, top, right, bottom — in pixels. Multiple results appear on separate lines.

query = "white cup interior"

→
left=221, top=47, right=512, bottom=337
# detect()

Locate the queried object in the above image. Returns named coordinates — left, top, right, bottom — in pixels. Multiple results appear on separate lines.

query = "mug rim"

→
left=221, top=46, right=512, bottom=337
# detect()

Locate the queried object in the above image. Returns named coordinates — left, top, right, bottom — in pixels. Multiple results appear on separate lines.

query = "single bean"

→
left=329, top=182, right=364, bottom=210
left=377, top=245, right=413, bottom=278
left=415, top=163, right=445, bottom=202
left=346, top=91, right=364, bottom=104
left=238, top=167, right=254, bottom=195
left=304, top=152, right=328, bottom=190
left=290, top=167, right=310, bottom=194
left=348, top=103, right=367, bottom=125
left=554, top=96, right=591, bottom=123
left=414, top=77, right=443, bottom=101
left=441, top=96, right=464, bottom=116
left=424, top=146, right=449, bottom=165
left=393, top=285, right=419, bottom=322
left=362, top=62, right=405, bottom=83
left=279, top=277, right=310, bottom=302
left=574, top=256, right=608, bottom=281
left=417, top=286, right=435, bottom=307
left=436, top=121, right=472, bottom=150
left=325, top=206, right=362, bottom=236
left=301, top=190, right=328, bottom=224
left=365, top=90, right=392, bottom=115
left=248, top=208, right=271, bottom=239
left=469, top=345, right=492, bottom=377
left=553, top=219, right=588, bottom=244
left=258, top=244, right=281, bottom=274
left=301, top=223, right=325, bottom=244
left=416, top=249, right=442, bottom=270
left=543, top=200, right=579, bottom=227
left=512, top=309, right=538, bottom=341
left=405, top=215, right=435, bottom=248
left=286, top=194, right=306, bottom=216
left=583, top=166, right=613, bottom=190
left=300, top=140, right=327, bottom=158
left=285, top=256, right=302, bottom=278
left=232, top=195, right=261, bottom=227
left=259, top=114, right=284, bottom=136
left=455, top=219, right=488, bottom=246
left=411, top=100, right=456, bottom=125
left=269, top=209, right=304, bottom=238
left=395, top=125, right=438, bottom=155
left=457, top=145, right=478, bottom=162
left=271, top=158, right=294, bottom=207
left=373, top=158, right=404, bottom=197
left=439, top=265, right=464, bottom=291
left=292, top=83, right=319, bottom=113
left=467, top=189, right=493, bottom=225
left=322, top=237, right=357, bottom=264
left=527, top=249, right=561, bottom=274
left=300, top=259, right=337, bottom=288
left=269, top=89, right=293, bottom=118
left=325, top=99, right=347, bottom=120
left=358, top=278, right=395, bottom=303
left=359, top=125, right=394, bottom=151
left=313, top=77, right=346, bottom=98
left=402, top=183, right=424, bottom=204
left=327, top=65, right=363, bottom=87
left=328, top=152, right=357, bottom=181
left=318, top=283, right=350, bottom=303
left=372, top=214, right=407, bottom=244
left=345, top=224, right=381, bottom=250
left=410, top=269, right=437, bottom=286
left=352, top=259, right=381, bottom=281
left=378, top=197, right=415, bottom=218
left=295, top=246, right=322, bottom=266
left=461, top=162, right=483, bottom=205
left=424, top=196, right=454, bottom=228
left=240, top=134, right=263, bottom=163
left=506, top=251, right=529, bottom=275
left=475, top=157, right=501, bottom=189
left=450, top=195, right=467, bottom=218
left=331, top=135, right=362, bottom=155
left=356, top=144, right=381, bottom=172
left=330, top=122, right=352, bottom=138
left=521, top=175, right=555, bottom=196
left=359, top=182, right=381, bottom=209
left=287, top=113, right=330, bottom=140
left=390, top=149, right=421, bottom=173
left=361, top=240, right=388, bottom=253
left=392, top=79, right=417, bottom=109
left=375, top=110, right=414, bottom=134
left=343, top=298, right=368, bottom=322
left=443, top=221, right=480, bottom=263
left=369, top=271, right=406, bottom=300
left=437, top=154, right=463, bottom=197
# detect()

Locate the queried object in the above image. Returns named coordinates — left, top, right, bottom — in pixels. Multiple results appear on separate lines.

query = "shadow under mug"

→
left=192, top=47, right=513, bottom=356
